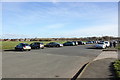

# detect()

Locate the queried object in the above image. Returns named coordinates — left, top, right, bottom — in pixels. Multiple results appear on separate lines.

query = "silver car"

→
left=95, top=42, right=106, bottom=49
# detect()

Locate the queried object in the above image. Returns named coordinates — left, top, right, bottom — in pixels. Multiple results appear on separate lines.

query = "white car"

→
left=104, top=41, right=110, bottom=47
left=95, top=42, right=107, bottom=49
left=15, top=43, right=31, bottom=51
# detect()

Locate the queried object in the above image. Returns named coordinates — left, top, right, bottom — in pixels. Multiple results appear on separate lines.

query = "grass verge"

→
left=113, top=60, right=120, bottom=78
left=116, top=43, right=120, bottom=50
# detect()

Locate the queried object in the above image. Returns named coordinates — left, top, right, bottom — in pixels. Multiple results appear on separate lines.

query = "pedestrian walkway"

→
left=103, top=47, right=117, bottom=51
left=78, top=51, right=118, bottom=78
left=93, top=51, right=118, bottom=61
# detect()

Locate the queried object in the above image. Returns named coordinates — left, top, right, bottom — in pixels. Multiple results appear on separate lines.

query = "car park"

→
left=63, top=41, right=75, bottom=46
left=45, top=42, right=63, bottom=47
left=15, top=43, right=31, bottom=51
left=30, top=42, right=44, bottom=49
left=95, top=42, right=107, bottom=49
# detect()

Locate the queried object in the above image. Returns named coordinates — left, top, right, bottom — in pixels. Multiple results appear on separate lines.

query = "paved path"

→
left=93, top=51, right=118, bottom=61
left=78, top=51, right=118, bottom=78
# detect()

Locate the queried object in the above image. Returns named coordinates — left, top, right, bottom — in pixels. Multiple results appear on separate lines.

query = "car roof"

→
left=33, top=42, right=43, bottom=44
left=49, top=42, right=57, bottom=43
left=104, top=41, right=109, bottom=42
left=66, top=41, right=73, bottom=43
left=98, top=42, right=105, bottom=44
left=19, top=43, right=29, bottom=45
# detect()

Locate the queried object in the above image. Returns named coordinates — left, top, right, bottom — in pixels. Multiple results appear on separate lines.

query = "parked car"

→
left=45, top=42, right=63, bottom=47
left=15, top=43, right=31, bottom=51
left=104, top=41, right=110, bottom=47
left=86, top=41, right=94, bottom=44
left=77, top=41, right=86, bottom=45
left=63, top=41, right=75, bottom=46
left=72, top=41, right=78, bottom=46
left=30, top=42, right=44, bottom=49
left=95, top=42, right=107, bottom=49
left=92, top=41, right=97, bottom=43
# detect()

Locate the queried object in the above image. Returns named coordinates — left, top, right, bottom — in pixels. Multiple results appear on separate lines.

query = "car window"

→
left=22, top=44, right=29, bottom=46
left=54, top=43, right=57, bottom=44
left=40, top=43, right=44, bottom=45
left=18, top=43, right=23, bottom=46
left=98, top=43, right=104, bottom=44
left=30, top=43, right=33, bottom=45
left=34, top=43, right=37, bottom=44
left=51, top=42, right=57, bottom=44
left=36, top=43, right=40, bottom=45
left=49, top=43, right=53, bottom=44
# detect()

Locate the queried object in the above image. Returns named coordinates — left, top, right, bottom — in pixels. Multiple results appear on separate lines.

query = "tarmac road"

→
left=2, top=44, right=102, bottom=78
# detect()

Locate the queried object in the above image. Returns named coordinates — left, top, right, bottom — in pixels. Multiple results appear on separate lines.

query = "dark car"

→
left=63, top=41, right=75, bottom=46
left=77, top=41, right=86, bottom=45
left=30, top=42, right=44, bottom=49
left=45, top=42, right=63, bottom=47
left=15, top=43, right=31, bottom=51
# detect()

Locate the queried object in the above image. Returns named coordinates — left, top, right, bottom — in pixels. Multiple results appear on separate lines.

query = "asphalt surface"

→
left=2, top=44, right=102, bottom=78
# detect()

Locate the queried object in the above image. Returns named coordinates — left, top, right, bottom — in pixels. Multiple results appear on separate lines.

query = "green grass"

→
left=113, top=60, right=120, bottom=78
left=115, top=43, right=120, bottom=50
left=1, top=41, right=66, bottom=50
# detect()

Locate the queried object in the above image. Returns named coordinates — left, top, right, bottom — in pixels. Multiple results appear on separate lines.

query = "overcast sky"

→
left=2, top=2, right=118, bottom=38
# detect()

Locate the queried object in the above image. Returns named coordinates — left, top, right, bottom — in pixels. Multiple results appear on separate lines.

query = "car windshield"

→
left=49, top=42, right=56, bottom=44
left=98, top=43, right=104, bottom=44
left=21, top=44, right=29, bottom=46
left=40, top=43, right=44, bottom=44
left=105, top=42, right=108, bottom=44
left=54, top=42, right=59, bottom=44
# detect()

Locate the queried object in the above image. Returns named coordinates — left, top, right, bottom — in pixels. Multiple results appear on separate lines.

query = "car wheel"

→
left=103, top=46, right=106, bottom=49
left=36, top=47, right=39, bottom=49
left=41, top=47, right=44, bottom=49
left=56, top=45, right=60, bottom=47
left=104, top=46, right=107, bottom=49
left=28, top=49, right=31, bottom=51
left=21, top=48, right=24, bottom=51
left=15, top=48, right=18, bottom=51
